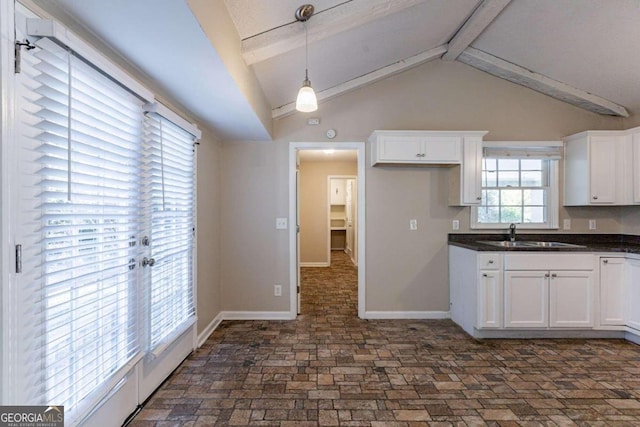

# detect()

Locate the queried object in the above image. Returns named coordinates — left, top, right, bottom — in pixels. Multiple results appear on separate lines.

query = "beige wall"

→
left=220, top=59, right=627, bottom=314
left=299, top=160, right=357, bottom=264
left=196, top=130, right=222, bottom=332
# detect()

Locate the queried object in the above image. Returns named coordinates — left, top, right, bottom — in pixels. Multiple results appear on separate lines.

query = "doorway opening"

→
left=288, top=142, right=366, bottom=318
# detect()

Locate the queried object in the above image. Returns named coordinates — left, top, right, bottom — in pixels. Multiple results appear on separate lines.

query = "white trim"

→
left=442, top=0, right=512, bottom=61
left=289, top=142, right=366, bottom=319
left=484, top=140, right=563, bottom=148
left=458, top=47, right=629, bottom=117
left=363, top=311, right=451, bottom=320
left=197, top=312, right=224, bottom=347
left=300, top=262, right=330, bottom=267
left=144, top=102, right=201, bottom=140
left=223, top=311, right=295, bottom=321
left=0, top=0, right=16, bottom=405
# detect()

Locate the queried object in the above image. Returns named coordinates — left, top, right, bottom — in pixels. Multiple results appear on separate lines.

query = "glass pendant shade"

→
left=296, top=75, right=318, bottom=112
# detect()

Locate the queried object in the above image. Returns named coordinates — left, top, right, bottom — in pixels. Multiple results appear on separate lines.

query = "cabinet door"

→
left=599, top=257, right=626, bottom=326
left=589, top=136, right=617, bottom=204
left=505, top=271, right=548, bottom=328
left=462, top=137, right=482, bottom=205
left=478, top=270, right=502, bottom=328
left=422, top=136, right=461, bottom=163
left=549, top=270, right=593, bottom=328
left=330, top=179, right=346, bottom=205
left=626, top=259, right=640, bottom=331
left=633, top=132, right=640, bottom=204
left=378, top=136, right=423, bottom=161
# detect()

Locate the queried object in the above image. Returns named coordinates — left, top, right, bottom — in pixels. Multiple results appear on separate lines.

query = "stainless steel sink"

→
left=478, top=240, right=586, bottom=249
left=478, top=240, right=534, bottom=248
left=523, top=241, right=586, bottom=248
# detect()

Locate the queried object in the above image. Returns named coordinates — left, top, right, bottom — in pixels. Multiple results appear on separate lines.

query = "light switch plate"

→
left=276, top=218, right=288, bottom=229
left=589, top=219, right=596, bottom=230
left=452, top=220, right=460, bottom=230
left=563, top=219, right=571, bottom=230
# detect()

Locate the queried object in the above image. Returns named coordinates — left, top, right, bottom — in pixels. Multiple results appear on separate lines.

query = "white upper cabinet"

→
left=449, top=136, right=484, bottom=206
left=563, top=130, right=640, bottom=206
left=369, top=130, right=487, bottom=166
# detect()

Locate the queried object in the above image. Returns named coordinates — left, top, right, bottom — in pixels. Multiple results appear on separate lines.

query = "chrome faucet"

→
left=509, top=223, right=517, bottom=242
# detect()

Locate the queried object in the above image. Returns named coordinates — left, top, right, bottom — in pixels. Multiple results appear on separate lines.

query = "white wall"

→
left=219, top=59, right=625, bottom=314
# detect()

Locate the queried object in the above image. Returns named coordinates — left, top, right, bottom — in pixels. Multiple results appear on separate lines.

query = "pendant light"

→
left=295, top=4, right=318, bottom=112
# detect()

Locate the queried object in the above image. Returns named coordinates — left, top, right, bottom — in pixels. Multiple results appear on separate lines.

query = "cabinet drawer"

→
left=504, top=253, right=593, bottom=271
left=478, top=253, right=501, bottom=270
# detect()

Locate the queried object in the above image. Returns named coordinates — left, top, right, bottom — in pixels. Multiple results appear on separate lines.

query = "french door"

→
left=6, top=6, right=197, bottom=426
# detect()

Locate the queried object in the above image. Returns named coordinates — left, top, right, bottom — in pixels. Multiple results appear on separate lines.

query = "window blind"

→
left=143, top=113, right=196, bottom=354
left=20, top=37, right=144, bottom=418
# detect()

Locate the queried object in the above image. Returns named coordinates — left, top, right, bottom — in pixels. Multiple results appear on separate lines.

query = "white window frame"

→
left=471, top=159, right=559, bottom=230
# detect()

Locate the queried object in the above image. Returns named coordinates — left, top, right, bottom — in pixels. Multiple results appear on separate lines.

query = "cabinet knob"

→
left=551, top=273, right=557, bottom=278
left=482, top=273, right=488, bottom=277
left=545, top=273, right=550, bottom=278
left=488, top=260, right=494, bottom=264
left=593, top=195, right=598, bottom=200
left=603, top=259, right=609, bottom=264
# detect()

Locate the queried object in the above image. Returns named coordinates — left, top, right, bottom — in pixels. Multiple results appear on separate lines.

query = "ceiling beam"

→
left=242, top=0, right=429, bottom=65
left=272, top=45, right=446, bottom=119
left=458, top=47, right=629, bottom=117
left=443, top=0, right=511, bottom=61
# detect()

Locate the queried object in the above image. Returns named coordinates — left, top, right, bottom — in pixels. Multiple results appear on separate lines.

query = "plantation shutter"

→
left=144, top=112, right=196, bottom=354
left=15, top=36, right=144, bottom=422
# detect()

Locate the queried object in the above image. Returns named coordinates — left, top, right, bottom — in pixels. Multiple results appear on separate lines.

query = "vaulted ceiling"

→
left=30, top=0, right=640, bottom=140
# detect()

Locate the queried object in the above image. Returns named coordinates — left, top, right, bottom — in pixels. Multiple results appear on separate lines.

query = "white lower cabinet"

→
left=504, top=269, right=593, bottom=329
left=478, top=269, right=502, bottom=328
left=599, top=257, right=626, bottom=326
left=626, top=259, right=640, bottom=331
left=505, top=271, right=548, bottom=328
left=549, top=271, right=593, bottom=327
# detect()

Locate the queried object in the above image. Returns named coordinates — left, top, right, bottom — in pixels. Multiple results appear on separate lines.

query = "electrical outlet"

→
left=563, top=219, right=571, bottom=230
left=409, top=219, right=418, bottom=230
left=276, top=218, right=288, bottom=229
left=452, top=220, right=460, bottom=230
left=589, top=219, right=597, bottom=230
left=274, top=285, right=282, bottom=296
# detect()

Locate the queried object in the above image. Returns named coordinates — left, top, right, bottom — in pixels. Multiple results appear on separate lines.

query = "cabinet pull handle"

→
left=482, top=273, right=488, bottom=277
left=545, top=273, right=550, bottom=278
left=476, top=196, right=482, bottom=200
left=488, top=260, right=494, bottom=264
left=593, top=195, right=598, bottom=200
left=551, top=273, right=557, bottom=278
left=603, top=259, right=608, bottom=264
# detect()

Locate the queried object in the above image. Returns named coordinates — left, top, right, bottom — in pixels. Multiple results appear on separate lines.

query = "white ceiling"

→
left=26, top=0, right=640, bottom=140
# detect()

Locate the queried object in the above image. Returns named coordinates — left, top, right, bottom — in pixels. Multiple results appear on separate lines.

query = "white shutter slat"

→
left=19, top=40, right=144, bottom=414
left=144, top=113, right=195, bottom=350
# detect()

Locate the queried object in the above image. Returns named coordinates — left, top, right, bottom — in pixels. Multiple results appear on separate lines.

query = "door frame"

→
left=289, top=142, right=366, bottom=318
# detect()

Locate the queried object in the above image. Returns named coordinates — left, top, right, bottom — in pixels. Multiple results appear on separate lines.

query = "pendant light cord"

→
left=304, top=21, right=309, bottom=80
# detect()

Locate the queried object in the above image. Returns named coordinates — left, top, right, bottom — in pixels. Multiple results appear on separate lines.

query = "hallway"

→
left=130, top=253, right=640, bottom=426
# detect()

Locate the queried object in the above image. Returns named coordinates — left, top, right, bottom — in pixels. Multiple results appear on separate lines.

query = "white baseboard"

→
left=223, top=311, right=295, bottom=321
left=363, top=311, right=451, bottom=320
left=300, top=262, right=330, bottom=267
left=197, top=312, right=224, bottom=347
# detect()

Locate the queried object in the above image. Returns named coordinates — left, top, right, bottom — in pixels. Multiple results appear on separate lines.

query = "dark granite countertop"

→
left=449, top=233, right=640, bottom=254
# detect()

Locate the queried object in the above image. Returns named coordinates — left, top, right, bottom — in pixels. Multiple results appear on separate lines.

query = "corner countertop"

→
left=448, top=233, right=640, bottom=254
